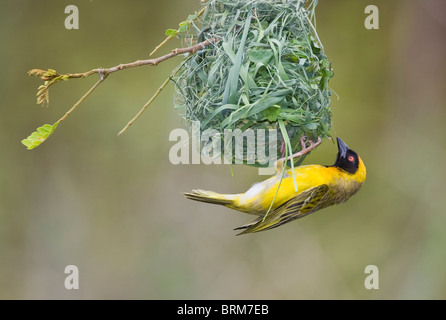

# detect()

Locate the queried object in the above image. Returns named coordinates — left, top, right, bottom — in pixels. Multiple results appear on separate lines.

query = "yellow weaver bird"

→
left=184, top=137, right=366, bottom=235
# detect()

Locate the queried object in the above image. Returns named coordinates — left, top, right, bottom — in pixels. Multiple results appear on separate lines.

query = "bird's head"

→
left=333, top=137, right=361, bottom=174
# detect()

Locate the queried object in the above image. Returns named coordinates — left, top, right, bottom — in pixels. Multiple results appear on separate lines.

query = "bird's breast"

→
left=324, top=161, right=366, bottom=204
left=327, top=175, right=363, bottom=205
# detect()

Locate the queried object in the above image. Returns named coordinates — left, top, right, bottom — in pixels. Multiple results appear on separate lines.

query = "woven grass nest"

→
left=173, top=0, right=333, bottom=167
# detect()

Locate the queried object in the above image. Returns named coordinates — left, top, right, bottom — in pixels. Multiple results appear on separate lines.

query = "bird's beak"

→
left=336, top=137, right=349, bottom=158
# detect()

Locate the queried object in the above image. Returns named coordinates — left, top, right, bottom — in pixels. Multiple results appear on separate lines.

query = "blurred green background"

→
left=1, top=0, right=445, bottom=299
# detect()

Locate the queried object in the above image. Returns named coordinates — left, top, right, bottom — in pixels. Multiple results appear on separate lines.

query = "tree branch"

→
left=65, top=37, right=219, bottom=80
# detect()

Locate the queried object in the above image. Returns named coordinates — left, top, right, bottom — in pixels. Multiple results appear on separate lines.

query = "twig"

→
left=149, top=6, right=207, bottom=56
left=149, top=35, right=174, bottom=57
left=56, top=77, right=105, bottom=124
left=118, top=75, right=172, bottom=136
left=66, top=37, right=219, bottom=81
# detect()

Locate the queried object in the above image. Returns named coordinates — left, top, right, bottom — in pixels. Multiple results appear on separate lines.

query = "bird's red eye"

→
left=348, top=156, right=355, bottom=162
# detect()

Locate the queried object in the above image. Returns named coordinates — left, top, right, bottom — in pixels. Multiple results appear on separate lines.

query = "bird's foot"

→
left=275, top=136, right=322, bottom=172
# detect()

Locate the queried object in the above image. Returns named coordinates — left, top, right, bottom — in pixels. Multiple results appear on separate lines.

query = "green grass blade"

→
left=222, top=10, right=252, bottom=105
left=278, top=119, right=298, bottom=192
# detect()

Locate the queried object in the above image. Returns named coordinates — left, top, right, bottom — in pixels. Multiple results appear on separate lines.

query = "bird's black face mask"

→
left=333, top=137, right=359, bottom=174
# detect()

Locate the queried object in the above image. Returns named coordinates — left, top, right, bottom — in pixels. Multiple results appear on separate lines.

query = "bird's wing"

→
left=235, top=184, right=330, bottom=235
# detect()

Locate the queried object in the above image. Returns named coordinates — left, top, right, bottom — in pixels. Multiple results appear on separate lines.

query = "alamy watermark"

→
left=64, top=5, right=79, bottom=30
left=364, top=5, right=379, bottom=30
left=169, top=121, right=279, bottom=174
left=364, top=265, right=379, bottom=290
left=64, top=265, right=79, bottom=290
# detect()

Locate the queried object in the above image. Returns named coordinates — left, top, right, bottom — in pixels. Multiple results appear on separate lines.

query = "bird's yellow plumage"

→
left=184, top=137, right=366, bottom=234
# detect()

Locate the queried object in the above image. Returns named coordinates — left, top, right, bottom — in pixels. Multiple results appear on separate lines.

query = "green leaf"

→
left=222, top=10, right=252, bottom=105
left=165, top=29, right=178, bottom=37
left=246, top=89, right=292, bottom=118
left=21, top=122, right=59, bottom=150
left=36, top=127, right=49, bottom=135
left=222, top=41, right=236, bottom=64
left=21, top=139, right=33, bottom=148
left=187, top=13, right=198, bottom=22
left=178, top=21, right=189, bottom=33
left=201, top=104, right=238, bottom=129
left=262, top=105, right=281, bottom=122
left=248, top=48, right=273, bottom=65
left=304, top=123, right=318, bottom=130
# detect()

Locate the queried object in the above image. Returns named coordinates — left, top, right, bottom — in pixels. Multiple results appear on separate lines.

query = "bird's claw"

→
left=274, top=136, right=322, bottom=173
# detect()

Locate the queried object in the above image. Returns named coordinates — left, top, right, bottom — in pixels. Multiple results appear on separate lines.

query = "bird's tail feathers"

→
left=183, top=189, right=236, bottom=206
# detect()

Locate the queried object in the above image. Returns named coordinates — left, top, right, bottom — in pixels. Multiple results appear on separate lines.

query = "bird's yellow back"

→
left=235, top=156, right=366, bottom=215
